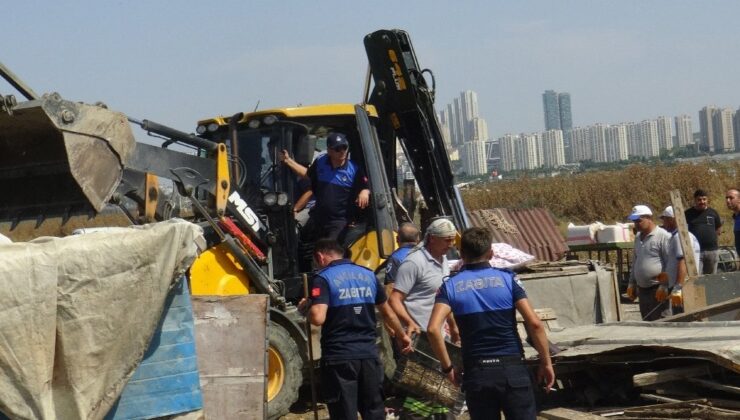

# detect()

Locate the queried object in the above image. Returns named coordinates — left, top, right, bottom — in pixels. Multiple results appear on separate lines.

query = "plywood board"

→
left=192, top=295, right=268, bottom=420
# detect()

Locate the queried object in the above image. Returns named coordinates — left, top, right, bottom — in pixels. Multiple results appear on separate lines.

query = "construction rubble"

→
left=520, top=265, right=740, bottom=419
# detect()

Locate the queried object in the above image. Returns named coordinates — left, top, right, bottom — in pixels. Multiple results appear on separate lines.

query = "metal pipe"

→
left=303, top=274, right=319, bottom=420
left=0, top=61, right=39, bottom=100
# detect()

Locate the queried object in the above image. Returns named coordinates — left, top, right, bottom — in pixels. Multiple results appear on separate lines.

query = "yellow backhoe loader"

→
left=0, top=29, right=468, bottom=419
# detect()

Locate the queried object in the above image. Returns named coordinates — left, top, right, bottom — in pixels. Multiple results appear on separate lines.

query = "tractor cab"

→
left=196, top=103, right=398, bottom=302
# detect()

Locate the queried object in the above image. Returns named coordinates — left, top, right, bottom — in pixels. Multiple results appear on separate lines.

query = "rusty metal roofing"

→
left=466, top=208, right=568, bottom=261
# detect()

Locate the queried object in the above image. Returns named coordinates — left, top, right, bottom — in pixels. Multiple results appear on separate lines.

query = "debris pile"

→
left=537, top=296, right=740, bottom=419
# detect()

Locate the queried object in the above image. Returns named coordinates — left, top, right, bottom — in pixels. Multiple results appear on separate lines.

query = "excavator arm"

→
left=364, top=29, right=469, bottom=231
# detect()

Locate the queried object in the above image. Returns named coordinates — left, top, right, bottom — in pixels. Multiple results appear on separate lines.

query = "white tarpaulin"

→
left=0, top=220, right=203, bottom=420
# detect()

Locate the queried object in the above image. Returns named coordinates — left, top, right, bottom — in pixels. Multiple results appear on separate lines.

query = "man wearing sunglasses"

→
left=305, top=132, right=371, bottom=241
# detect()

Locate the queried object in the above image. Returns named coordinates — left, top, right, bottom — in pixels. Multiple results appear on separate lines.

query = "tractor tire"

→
left=267, top=322, right=303, bottom=420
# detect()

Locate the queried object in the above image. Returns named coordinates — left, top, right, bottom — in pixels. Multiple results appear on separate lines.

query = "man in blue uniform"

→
left=427, top=227, right=555, bottom=420
left=306, top=132, right=370, bottom=240
left=384, top=223, right=421, bottom=293
left=308, top=238, right=413, bottom=420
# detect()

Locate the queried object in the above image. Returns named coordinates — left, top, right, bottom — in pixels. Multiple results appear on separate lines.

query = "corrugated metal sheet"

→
left=545, top=321, right=740, bottom=373
left=106, top=280, right=203, bottom=419
left=467, top=208, right=568, bottom=261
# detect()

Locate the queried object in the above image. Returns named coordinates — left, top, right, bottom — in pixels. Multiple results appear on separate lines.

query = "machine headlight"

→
left=196, top=125, right=207, bottom=134
left=248, top=119, right=261, bottom=129
left=276, top=192, right=289, bottom=206
left=207, top=123, right=219, bottom=132
left=263, top=192, right=277, bottom=207
left=262, top=114, right=278, bottom=125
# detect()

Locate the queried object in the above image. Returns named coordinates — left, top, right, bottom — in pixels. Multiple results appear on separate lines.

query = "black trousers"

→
left=321, top=358, right=385, bottom=420
left=638, top=284, right=667, bottom=321
left=463, top=362, right=536, bottom=420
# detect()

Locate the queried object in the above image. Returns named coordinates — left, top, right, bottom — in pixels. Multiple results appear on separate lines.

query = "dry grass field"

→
left=461, top=161, right=740, bottom=246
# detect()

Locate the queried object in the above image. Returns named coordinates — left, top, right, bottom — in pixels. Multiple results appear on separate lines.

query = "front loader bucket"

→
left=0, top=93, right=135, bottom=219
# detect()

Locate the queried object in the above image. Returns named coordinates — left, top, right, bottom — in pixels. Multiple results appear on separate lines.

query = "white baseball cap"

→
left=660, top=206, right=675, bottom=219
left=627, top=205, right=653, bottom=221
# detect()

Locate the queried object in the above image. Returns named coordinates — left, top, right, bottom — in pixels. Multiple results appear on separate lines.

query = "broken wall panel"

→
left=519, top=262, right=620, bottom=328
left=683, top=271, right=740, bottom=320
left=192, top=295, right=268, bottom=419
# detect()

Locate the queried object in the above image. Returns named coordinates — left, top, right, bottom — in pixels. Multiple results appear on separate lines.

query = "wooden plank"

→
left=192, top=295, right=268, bottom=420
left=633, top=364, right=715, bottom=387
left=682, top=281, right=708, bottom=318
left=658, top=296, right=740, bottom=322
left=538, top=407, right=606, bottom=419
left=623, top=398, right=707, bottom=410
left=626, top=404, right=740, bottom=419
left=669, top=190, right=699, bottom=278
left=518, top=268, right=589, bottom=280
left=611, top=264, right=624, bottom=321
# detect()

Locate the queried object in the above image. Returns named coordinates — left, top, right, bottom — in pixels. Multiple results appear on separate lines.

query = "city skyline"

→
left=437, top=86, right=737, bottom=174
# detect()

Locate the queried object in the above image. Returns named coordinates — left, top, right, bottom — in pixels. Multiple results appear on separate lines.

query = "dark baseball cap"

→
left=326, top=132, right=349, bottom=150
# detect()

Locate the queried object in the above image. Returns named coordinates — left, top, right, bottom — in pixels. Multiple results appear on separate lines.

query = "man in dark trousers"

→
left=307, top=238, right=412, bottom=420
left=725, top=188, right=740, bottom=258
left=626, top=205, right=672, bottom=320
left=685, top=189, right=722, bottom=274
left=427, top=227, right=555, bottom=420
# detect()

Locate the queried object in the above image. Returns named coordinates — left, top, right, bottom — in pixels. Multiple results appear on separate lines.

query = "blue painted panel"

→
left=106, top=279, right=203, bottom=419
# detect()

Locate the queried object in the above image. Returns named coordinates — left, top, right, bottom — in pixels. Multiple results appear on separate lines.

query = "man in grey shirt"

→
left=626, top=205, right=672, bottom=320
left=389, top=218, right=460, bottom=419
left=390, top=218, right=458, bottom=338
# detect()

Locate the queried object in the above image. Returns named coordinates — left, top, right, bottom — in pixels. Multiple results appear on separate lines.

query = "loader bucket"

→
left=0, top=93, right=135, bottom=219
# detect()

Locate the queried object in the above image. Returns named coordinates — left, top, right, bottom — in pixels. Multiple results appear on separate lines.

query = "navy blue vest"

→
left=436, top=263, right=526, bottom=364
left=308, top=154, right=366, bottom=223
left=313, top=259, right=385, bottom=360
left=385, top=244, right=415, bottom=284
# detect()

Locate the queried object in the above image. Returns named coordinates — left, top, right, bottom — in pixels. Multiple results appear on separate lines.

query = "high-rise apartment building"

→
left=712, top=108, right=735, bottom=152
left=438, top=90, right=490, bottom=172
left=656, top=116, right=673, bottom=150
left=520, top=133, right=541, bottom=170
left=462, top=90, right=479, bottom=135
left=541, top=130, right=565, bottom=168
left=639, top=120, right=660, bottom=157
left=734, top=108, right=740, bottom=150
left=626, top=122, right=642, bottom=157
left=499, top=134, right=518, bottom=172
left=543, top=90, right=574, bottom=132
left=558, top=94, right=573, bottom=133
left=699, top=106, right=716, bottom=153
left=605, top=124, right=629, bottom=162
left=470, top=117, right=488, bottom=142
left=571, top=126, right=592, bottom=162
left=462, top=140, right=487, bottom=176
left=438, top=108, right=452, bottom=148
left=674, top=115, right=693, bottom=148
left=543, top=90, right=561, bottom=130
left=453, top=97, right=465, bottom=146
left=590, top=124, right=608, bottom=163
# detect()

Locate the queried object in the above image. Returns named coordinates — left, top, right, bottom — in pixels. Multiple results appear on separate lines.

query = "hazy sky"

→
left=5, top=1, right=740, bottom=142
